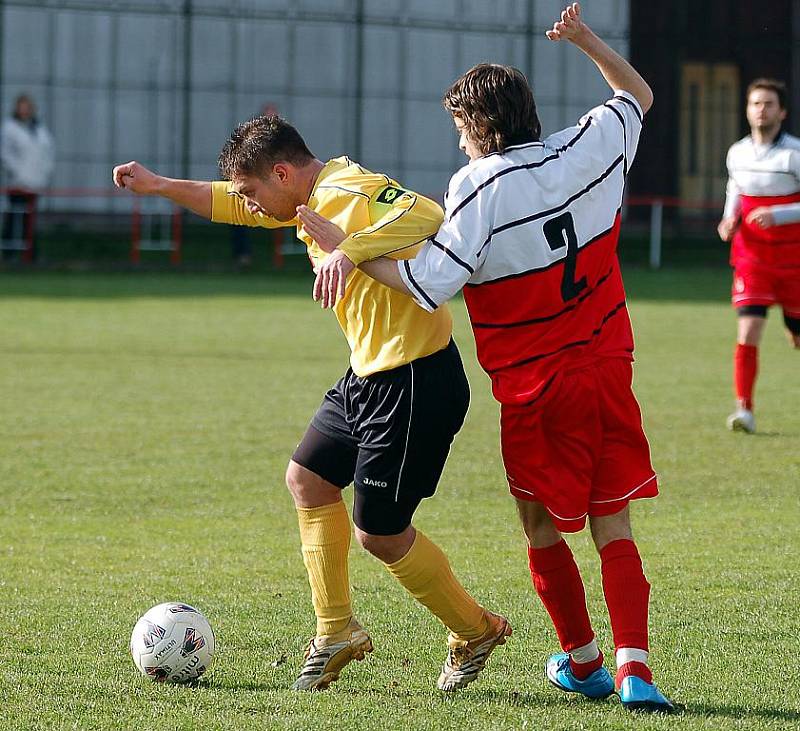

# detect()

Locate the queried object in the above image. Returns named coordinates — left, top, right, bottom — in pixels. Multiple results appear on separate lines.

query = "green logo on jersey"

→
left=376, top=186, right=406, bottom=204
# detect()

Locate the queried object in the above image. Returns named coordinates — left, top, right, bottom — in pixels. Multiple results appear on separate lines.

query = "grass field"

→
left=1, top=268, right=798, bottom=731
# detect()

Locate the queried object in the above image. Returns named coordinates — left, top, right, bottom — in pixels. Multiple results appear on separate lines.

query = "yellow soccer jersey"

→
left=211, top=156, right=453, bottom=376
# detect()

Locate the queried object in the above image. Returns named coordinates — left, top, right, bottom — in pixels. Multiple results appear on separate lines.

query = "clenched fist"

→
left=112, top=161, right=164, bottom=195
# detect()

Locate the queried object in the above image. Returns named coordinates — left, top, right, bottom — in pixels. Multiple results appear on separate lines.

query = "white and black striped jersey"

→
left=398, top=90, right=643, bottom=405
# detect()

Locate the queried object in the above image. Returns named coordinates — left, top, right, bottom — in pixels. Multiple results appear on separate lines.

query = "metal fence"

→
left=0, top=0, right=631, bottom=215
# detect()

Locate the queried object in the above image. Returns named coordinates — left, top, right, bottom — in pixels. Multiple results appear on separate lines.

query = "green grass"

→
left=1, top=268, right=798, bottom=730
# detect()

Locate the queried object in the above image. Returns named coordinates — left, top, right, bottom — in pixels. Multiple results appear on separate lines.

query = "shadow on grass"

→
left=448, top=688, right=573, bottom=708
left=682, top=701, right=800, bottom=724
left=203, top=679, right=290, bottom=693
left=0, top=267, right=735, bottom=304
left=0, top=344, right=283, bottom=363
left=354, top=688, right=800, bottom=726
left=159, top=679, right=800, bottom=724
left=328, top=686, right=556, bottom=707
left=727, top=430, right=789, bottom=439
left=462, top=692, right=800, bottom=724
left=621, top=267, right=731, bottom=304
left=0, top=271, right=315, bottom=300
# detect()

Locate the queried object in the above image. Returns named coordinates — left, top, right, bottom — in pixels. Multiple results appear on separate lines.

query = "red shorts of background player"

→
left=731, top=262, right=800, bottom=318
left=500, top=358, right=658, bottom=532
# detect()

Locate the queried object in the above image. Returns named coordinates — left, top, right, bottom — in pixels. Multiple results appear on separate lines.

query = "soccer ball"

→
left=130, top=602, right=215, bottom=683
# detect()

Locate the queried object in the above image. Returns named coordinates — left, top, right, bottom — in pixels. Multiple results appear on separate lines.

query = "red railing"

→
left=0, top=186, right=183, bottom=264
left=0, top=186, right=296, bottom=267
left=1, top=188, right=727, bottom=269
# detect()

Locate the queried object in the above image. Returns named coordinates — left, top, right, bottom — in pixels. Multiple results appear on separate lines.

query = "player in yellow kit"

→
left=112, top=114, right=510, bottom=692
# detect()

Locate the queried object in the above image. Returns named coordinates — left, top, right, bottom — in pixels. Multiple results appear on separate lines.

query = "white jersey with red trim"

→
left=723, top=132, right=800, bottom=268
left=398, top=90, right=643, bottom=405
left=723, top=132, right=800, bottom=219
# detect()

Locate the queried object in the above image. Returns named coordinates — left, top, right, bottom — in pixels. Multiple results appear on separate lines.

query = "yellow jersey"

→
left=211, top=157, right=453, bottom=376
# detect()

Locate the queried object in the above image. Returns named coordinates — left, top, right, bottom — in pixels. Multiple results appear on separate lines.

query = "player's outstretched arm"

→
left=112, top=161, right=213, bottom=219
left=547, top=3, right=653, bottom=114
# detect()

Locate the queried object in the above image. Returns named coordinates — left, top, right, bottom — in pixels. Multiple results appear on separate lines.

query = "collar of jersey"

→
left=307, top=157, right=351, bottom=207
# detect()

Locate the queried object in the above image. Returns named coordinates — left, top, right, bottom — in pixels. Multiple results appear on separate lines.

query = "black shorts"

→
left=737, top=304, right=800, bottom=334
left=291, top=340, right=470, bottom=535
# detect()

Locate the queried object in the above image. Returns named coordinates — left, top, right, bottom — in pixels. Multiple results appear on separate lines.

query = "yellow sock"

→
left=297, top=501, right=353, bottom=637
left=384, top=530, right=487, bottom=640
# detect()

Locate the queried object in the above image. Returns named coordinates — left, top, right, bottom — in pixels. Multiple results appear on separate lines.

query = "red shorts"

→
left=500, top=359, right=658, bottom=532
left=732, top=263, right=800, bottom=317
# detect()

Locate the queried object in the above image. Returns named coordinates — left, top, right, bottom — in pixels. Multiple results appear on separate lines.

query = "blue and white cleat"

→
left=546, top=652, right=615, bottom=699
left=618, top=675, right=678, bottom=713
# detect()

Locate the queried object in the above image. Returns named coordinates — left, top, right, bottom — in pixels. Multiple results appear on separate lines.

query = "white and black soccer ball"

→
left=130, top=602, right=215, bottom=683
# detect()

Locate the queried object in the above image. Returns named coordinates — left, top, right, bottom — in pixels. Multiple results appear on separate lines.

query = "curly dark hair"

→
left=218, top=115, right=314, bottom=180
left=443, top=63, right=541, bottom=156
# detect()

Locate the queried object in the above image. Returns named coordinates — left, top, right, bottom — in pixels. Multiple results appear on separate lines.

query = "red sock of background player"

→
left=734, top=343, right=758, bottom=411
left=528, top=540, right=603, bottom=679
left=600, top=539, right=653, bottom=687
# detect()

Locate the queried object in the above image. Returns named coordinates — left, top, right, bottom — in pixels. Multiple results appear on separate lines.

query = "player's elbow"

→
left=637, top=83, right=654, bottom=115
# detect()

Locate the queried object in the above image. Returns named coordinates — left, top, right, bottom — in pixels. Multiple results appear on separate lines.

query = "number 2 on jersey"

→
left=543, top=211, right=587, bottom=303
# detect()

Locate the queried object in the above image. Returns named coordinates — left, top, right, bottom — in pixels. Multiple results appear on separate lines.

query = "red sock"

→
left=616, top=660, right=652, bottom=688
left=528, top=540, right=595, bottom=665
left=734, top=344, right=758, bottom=411
left=600, top=539, right=650, bottom=653
left=569, top=651, right=604, bottom=680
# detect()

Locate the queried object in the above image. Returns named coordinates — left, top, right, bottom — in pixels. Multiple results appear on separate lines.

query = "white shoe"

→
left=727, top=407, right=756, bottom=434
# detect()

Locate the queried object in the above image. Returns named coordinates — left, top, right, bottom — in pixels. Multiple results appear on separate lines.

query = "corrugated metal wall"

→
left=0, top=0, right=630, bottom=212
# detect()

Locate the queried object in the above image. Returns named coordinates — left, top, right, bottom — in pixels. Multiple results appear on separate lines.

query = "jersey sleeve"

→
left=722, top=148, right=742, bottom=219
left=398, top=171, right=491, bottom=312
left=540, top=90, right=643, bottom=201
left=769, top=202, right=800, bottom=225
left=210, top=181, right=288, bottom=228
left=337, top=184, right=444, bottom=265
left=587, top=90, right=644, bottom=174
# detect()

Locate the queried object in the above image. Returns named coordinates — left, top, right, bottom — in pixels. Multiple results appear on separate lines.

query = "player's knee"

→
left=521, top=511, right=551, bottom=538
left=354, top=530, right=383, bottom=557
left=284, top=460, right=339, bottom=506
left=737, top=307, right=768, bottom=345
left=284, top=461, right=305, bottom=498
left=516, top=500, right=560, bottom=546
left=738, top=322, right=764, bottom=345
left=355, top=526, right=414, bottom=563
left=589, top=508, right=633, bottom=551
left=782, top=313, right=800, bottom=347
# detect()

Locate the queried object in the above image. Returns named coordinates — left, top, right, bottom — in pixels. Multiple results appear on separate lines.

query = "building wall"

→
left=1, top=0, right=631, bottom=212
left=630, top=0, right=796, bottom=202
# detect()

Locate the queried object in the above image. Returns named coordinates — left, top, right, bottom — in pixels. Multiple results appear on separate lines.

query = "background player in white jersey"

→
left=717, top=79, right=800, bottom=434
left=300, top=2, right=676, bottom=714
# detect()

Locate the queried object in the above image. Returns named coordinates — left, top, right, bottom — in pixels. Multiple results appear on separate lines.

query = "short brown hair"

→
left=218, top=115, right=314, bottom=180
left=443, top=63, right=541, bottom=156
left=746, top=78, right=787, bottom=109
